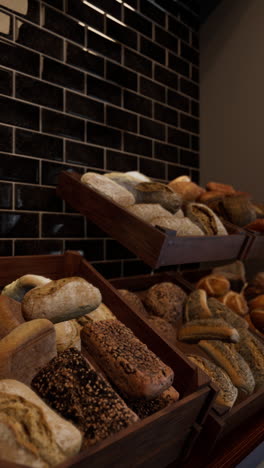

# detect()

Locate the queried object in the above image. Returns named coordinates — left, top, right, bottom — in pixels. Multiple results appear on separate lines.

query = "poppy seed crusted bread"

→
left=184, top=289, right=213, bottom=322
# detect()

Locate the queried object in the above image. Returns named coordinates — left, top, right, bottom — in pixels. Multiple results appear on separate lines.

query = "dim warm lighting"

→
left=78, top=21, right=86, bottom=27
left=82, top=1, right=104, bottom=14
left=88, top=26, right=117, bottom=41
left=123, top=3, right=135, bottom=11
left=107, top=14, right=127, bottom=26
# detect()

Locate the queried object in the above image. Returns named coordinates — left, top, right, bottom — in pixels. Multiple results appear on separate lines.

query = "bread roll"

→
left=184, top=289, right=213, bottom=322
left=206, top=182, right=235, bottom=194
left=127, top=203, right=173, bottom=223
left=150, top=216, right=205, bottom=236
left=221, top=196, right=256, bottom=227
left=208, top=297, right=248, bottom=330
left=188, top=355, right=238, bottom=412
left=244, top=272, right=264, bottom=300
left=219, top=291, right=248, bottom=316
left=81, top=172, right=135, bottom=206
left=168, top=180, right=204, bottom=202
left=133, top=182, right=182, bottom=213
left=235, top=329, right=264, bottom=389
left=32, top=348, right=138, bottom=448
left=178, top=318, right=239, bottom=343
left=77, top=303, right=116, bottom=325
left=81, top=319, right=174, bottom=399
left=250, top=309, right=264, bottom=332
left=199, top=340, right=255, bottom=396
left=196, top=275, right=230, bottom=297
left=185, top=203, right=228, bottom=236
left=143, top=282, right=186, bottom=324
left=55, top=319, right=81, bottom=352
left=245, top=219, right=264, bottom=232
left=0, top=295, right=24, bottom=339
left=173, top=175, right=191, bottom=182
left=212, top=260, right=246, bottom=284
left=147, top=316, right=177, bottom=344
left=198, top=191, right=225, bottom=203
left=249, top=295, right=264, bottom=311
left=0, top=319, right=57, bottom=385
left=22, top=277, right=102, bottom=323
left=125, top=171, right=151, bottom=182
left=127, top=386, right=179, bottom=419
left=0, top=379, right=82, bottom=468
left=2, top=274, right=51, bottom=302
left=118, top=289, right=149, bottom=317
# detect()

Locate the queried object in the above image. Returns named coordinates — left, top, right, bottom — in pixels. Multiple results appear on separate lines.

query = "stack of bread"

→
left=0, top=273, right=177, bottom=467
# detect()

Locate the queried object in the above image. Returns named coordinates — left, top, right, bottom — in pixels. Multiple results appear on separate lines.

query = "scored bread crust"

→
left=208, top=297, right=248, bottom=330
left=196, top=275, right=230, bottom=297
left=184, top=289, right=213, bottom=322
left=219, top=291, right=248, bottom=316
left=178, top=318, right=239, bottom=343
left=186, top=203, right=228, bottom=236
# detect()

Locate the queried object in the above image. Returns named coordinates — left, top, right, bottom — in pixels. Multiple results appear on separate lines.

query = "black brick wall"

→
left=0, top=0, right=199, bottom=277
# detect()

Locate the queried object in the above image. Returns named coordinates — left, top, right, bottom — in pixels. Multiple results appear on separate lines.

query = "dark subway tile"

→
left=154, top=142, right=178, bottom=164
left=154, top=65, right=178, bottom=90
left=140, top=117, right=165, bottom=141
left=168, top=53, right=189, bottom=77
left=87, top=74, right=121, bottom=106
left=0, top=240, right=12, bottom=256
left=154, top=0, right=179, bottom=17
left=44, top=0, right=64, bottom=10
left=167, top=89, right=189, bottom=112
left=44, top=7, right=84, bottom=45
left=0, top=10, right=13, bottom=40
left=42, top=213, right=84, bottom=238
left=107, top=106, right=137, bottom=133
left=86, top=121, right=121, bottom=149
left=2, top=0, right=40, bottom=24
left=66, top=91, right=104, bottom=122
left=180, top=113, right=199, bottom=134
left=124, top=0, right=137, bottom=8
left=15, top=185, right=62, bottom=212
left=0, top=68, right=12, bottom=95
left=140, top=77, right=166, bottom=103
left=124, top=9, right=152, bottom=37
left=180, top=77, right=199, bottom=100
left=16, top=75, right=63, bottom=110
left=155, top=26, right=178, bottom=53
left=0, top=42, right=39, bottom=77
left=17, top=20, right=63, bottom=59
left=106, top=240, right=135, bottom=260
left=191, top=135, right=199, bottom=151
left=0, top=182, right=12, bottom=209
left=42, top=109, right=84, bottom=141
left=0, top=125, right=12, bottom=152
left=16, top=129, right=63, bottom=161
left=66, top=140, right=104, bottom=168
left=65, top=240, right=104, bottom=261
left=191, top=169, right=200, bottom=184
left=192, top=32, right=199, bottom=50
left=139, top=0, right=165, bottom=27
left=107, top=18, right=137, bottom=49
left=168, top=17, right=189, bottom=42
left=140, top=37, right=165, bottom=65
left=66, top=0, right=104, bottom=31
left=0, top=212, right=38, bottom=238
left=41, top=162, right=83, bottom=186
left=67, top=43, right=104, bottom=77
left=181, top=42, right=199, bottom=66
left=43, top=57, right=84, bottom=92
left=86, top=219, right=107, bottom=238
left=184, top=0, right=200, bottom=15
left=92, top=261, right=122, bottom=279
left=0, top=96, right=39, bottom=130
left=90, top=0, right=121, bottom=19
left=179, top=7, right=199, bottom=32
left=192, top=66, right=199, bottom=83
left=180, top=149, right=199, bottom=168
left=15, top=239, right=63, bottom=256
left=107, top=62, right=137, bottom=91
left=124, top=90, right=152, bottom=117
left=168, top=127, right=190, bottom=148
left=88, top=31, right=121, bottom=63
left=106, top=150, right=138, bottom=172
left=124, top=133, right=152, bottom=157
left=155, top=103, right=178, bottom=127
left=140, top=157, right=166, bottom=179
left=168, top=164, right=190, bottom=180
left=124, top=49, right=152, bottom=78
left=0, top=153, right=39, bottom=183
left=123, top=259, right=152, bottom=277
left=191, top=100, right=199, bottom=117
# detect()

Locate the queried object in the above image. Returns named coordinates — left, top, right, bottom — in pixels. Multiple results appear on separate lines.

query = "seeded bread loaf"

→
left=196, top=275, right=230, bottom=297
left=81, top=172, right=135, bottom=206
left=184, top=289, right=213, bottom=322
left=22, top=277, right=102, bottom=323
left=0, top=379, right=82, bottom=468
left=235, top=329, right=264, bottom=389
left=81, top=319, right=174, bottom=399
left=0, top=295, right=24, bottom=339
left=143, top=282, right=186, bottom=324
left=185, top=203, right=228, bottom=236
left=127, top=203, right=173, bottom=223
left=1, top=274, right=51, bottom=302
left=127, top=386, right=179, bottom=419
left=150, top=216, right=205, bottom=236
left=118, top=289, right=149, bottom=318
left=178, top=318, right=240, bottom=343
left=208, top=297, right=248, bottom=330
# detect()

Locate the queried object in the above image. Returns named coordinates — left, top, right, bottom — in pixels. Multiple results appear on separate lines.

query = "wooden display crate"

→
left=57, top=171, right=249, bottom=268
left=0, top=252, right=216, bottom=468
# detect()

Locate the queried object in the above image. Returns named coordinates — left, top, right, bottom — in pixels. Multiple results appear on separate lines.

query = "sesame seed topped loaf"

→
left=22, top=277, right=102, bottom=323
left=81, top=172, right=135, bottom=207
left=143, top=282, right=187, bottom=324
left=32, top=348, right=138, bottom=449
left=208, top=297, right=249, bottom=330
left=235, top=329, right=264, bottom=390
left=126, top=386, right=179, bottom=419
left=81, top=320, right=174, bottom=400
left=1, top=274, right=51, bottom=303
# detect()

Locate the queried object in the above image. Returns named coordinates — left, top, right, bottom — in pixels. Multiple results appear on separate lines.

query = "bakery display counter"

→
left=57, top=171, right=249, bottom=268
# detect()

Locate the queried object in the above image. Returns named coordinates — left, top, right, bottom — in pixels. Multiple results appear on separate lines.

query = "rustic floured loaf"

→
left=235, top=329, right=264, bottom=390
left=22, top=277, right=102, bottom=323
left=103, top=172, right=141, bottom=199
left=2, top=274, right=51, bottom=302
left=143, top=282, right=186, bottom=324
left=196, top=275, right=230, bottom=297
left=0, top=295, right=24, bottom=339
left=184, top=289, right=213, bottom=322
left=178, top=318, right=239, bottom=343
left=199, top=340, right=255, bottom=396
left=55, top=320, right=81, bottom=352
left=32, top=348, right=138, bottom=448
left=188, top=355, right=238, bottom=412
left=125, top=171, right=151, bottom=182
left=81, top=319, right=174, bottom=399
left=77, top=302, right=116, bottom=326
left=150, top=216, right=205, bottom=236
left=81, top=172, right=135, bottom=206
left=185, top=203, right=228, bottom=236
left=0, top=319, right=57, bottom=385
left=127, top=203, right=173, bottom=223
left=133, top=182, right=182, bottom=213
left=127, top=386, right=179, bottom=419
left=118, top=289, right=149, bottom=317
left=0, top=379, right=82, bottom=468
left=208, top=297, right=248, bottom=330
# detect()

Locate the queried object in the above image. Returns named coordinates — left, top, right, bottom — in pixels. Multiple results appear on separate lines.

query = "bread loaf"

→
left=150, top=216, right=205, bottom=236
left=198, top=191, right=225, bottom=203
left=22, top=277, right=102, bottom=323
left=178, top=318, right=239, bottom=343
left=81, top=319, right=174, bottom=399
left=125, top=171, right=151, bottom=182
left=147, top=316, right=177, bottom=344
left=235, top=329, right=264, bottom=389
left=133, top=182, right=182, bottom=213
left=208, top=297, right=249, bottom=330
left=249, top=295, right=264, bottom=311
left=77, top=302, right=116, bottom=326
left=81, top=172, right=135, bottom=206
left=2, top=274, right=51, bottom=302
left=127, top=386, right=179, bottom=419
left=250, top=309, right=264, bottom=332
left=0, top=319, right=57, bottom=385
left=32, top=348, right=138, bottom=448
left=221, top=196, right=256, bottom=227
left=184, top=289, right=213, bottom=322
left=185, top=203, right=228, bottom=236
left=118, top=289, right=149, bottom=318
left=55, top=320, right=81, bottom=352
left=0, top=379, right=82, bottom=468
left=244, top=272, right=264, bottom=300
left=143, top=282, right=186, bottom=324
left=0, top=295, right=24, bottom=339
left=196, top=275, right=230, bottom=297
left=245, top=219, right=264, bottom=232
left=206, top=182, right=235, bottom=194
left=199, top=340, right=255, bottom=395
left=168, top=180, right=204, bottom=201
left=127, top=203, right=173, bottom=223
left=219, top=291, right=248, bottom=316
left=212, top=260, right=246, bottom=284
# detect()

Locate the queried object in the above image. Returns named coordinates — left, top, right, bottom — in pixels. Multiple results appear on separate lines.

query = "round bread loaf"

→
left=143, top=282, right=186, bottom=323
left=2, top=274, right=51, bottom=302
left=147, top=316, right=177, bottom=344
left=118, top=289, right=149, bottom=317
left=22, top=277, right=102, bottom=323
left=196, top=275, right=230, bottom=297
left=219, top=291, right=248, bottom=316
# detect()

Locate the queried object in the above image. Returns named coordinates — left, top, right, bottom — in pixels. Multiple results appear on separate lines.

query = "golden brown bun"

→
left=219, top=291, right=248, bottom=317
left=198, top=191, right=225, bottom=203
left=196, top=275, right=230, bottom=297
left=245, top=219, right=264, bottom=232
left=0, top=296, right=24, bottom=339
left=244, top=272, right=264, bottom=300
left=168, top=180, right=204, bottom=202
left=178, top=318, right=240, bottom=343
left=249, top=295, right=264, bottom=311
left=206, top=182, right=235, bottom=194
left=250, top=309, right=264, bottom=332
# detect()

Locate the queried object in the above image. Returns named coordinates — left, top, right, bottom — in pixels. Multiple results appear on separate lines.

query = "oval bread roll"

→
left=219, top=291, right=248, bottom=316
left=196, top=275, right=230, bottom=297
left=2, top=274, right=51, bottom=302
left=55, top=320, right=81, bottom=352
left=81, top=172, right=135, bottom=206
left=178, top=318, right=240, bottom=343
left=249, top=295, right=264, bottom=311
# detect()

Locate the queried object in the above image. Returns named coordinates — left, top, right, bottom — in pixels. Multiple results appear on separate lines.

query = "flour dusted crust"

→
left=235, top=329, right=264, bottom=390
left=77, top=303, right=116, bottom=326
left=208, top=297, right=248, bottom=330
left=0, top=379, right=82, bottom=467
left=81, top=172, right=135, bottom=206
left=178, top=318, right=239, bottom=343
left=168, top=180, right=204, bottom=202
left=54, top=320, right=81, bottom=353
left=186, top=203, right=228, bottom=236
left=184, top=289, right=213, bottom=322
left=81, top=320, right=174, bottom=399
left=22, top=277, right=102, bottom=323
left=188, top=355, right=238, bottom=411
left=0, top=295, right=24, bottom=339
left=133, top=182, right=182, bottom=214
left=196, top=275, right=230, bottom=297
left=127, top=203, right=173, bottom=223
left=150, top=217, right=204, bottom=236
left=2, top=274, right=51, bottom=303
left=143, top=282, right=187, bottom=324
